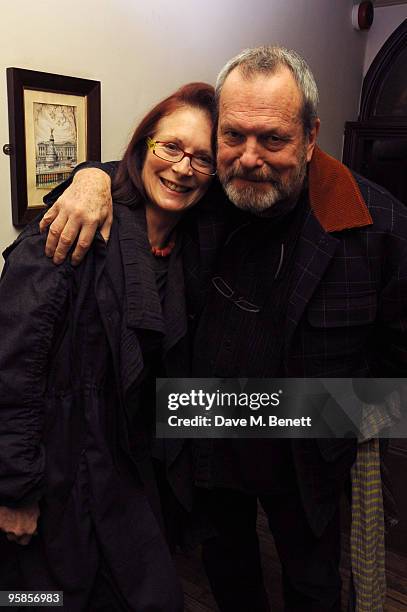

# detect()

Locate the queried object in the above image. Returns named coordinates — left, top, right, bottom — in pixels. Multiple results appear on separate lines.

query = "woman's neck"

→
left=145, top=204, right=182, bottom=249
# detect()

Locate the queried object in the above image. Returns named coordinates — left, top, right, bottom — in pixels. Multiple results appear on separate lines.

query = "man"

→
left=26, top=47, right=407, bottom=610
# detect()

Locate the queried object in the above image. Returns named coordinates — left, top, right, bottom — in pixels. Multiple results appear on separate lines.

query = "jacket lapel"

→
left=119, top=206, right=164, bottom=335
left=99, top=205, right=165, bottom=398
left=284, top=208, right=339, bottom=355
left=283, top=146, right=375, bottom=355
left=161, top=242, right=187, bottom=356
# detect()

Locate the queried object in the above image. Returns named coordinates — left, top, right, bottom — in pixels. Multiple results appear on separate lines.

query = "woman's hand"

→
left=39, top=168, right=113, bottom=266
left=0, top=503, right=40, bottom=546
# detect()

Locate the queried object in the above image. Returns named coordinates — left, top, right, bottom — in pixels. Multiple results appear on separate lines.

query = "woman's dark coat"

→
left=0, top=204, right=185, bottom=612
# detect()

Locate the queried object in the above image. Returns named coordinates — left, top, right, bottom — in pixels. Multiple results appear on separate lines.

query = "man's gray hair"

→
left=215, top=46, right=319, bottom=137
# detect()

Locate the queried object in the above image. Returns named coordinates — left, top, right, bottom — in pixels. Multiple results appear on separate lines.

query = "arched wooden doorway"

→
left=343, top=19, right=407, bottom=205
left=344, top=19, right=407, bottom=573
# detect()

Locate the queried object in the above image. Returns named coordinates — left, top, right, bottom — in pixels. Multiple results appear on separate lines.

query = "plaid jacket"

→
left=182, top=148, right=407, bottom=535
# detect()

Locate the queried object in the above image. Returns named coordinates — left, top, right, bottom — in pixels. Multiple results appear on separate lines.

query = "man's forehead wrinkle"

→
left=219, top=70, right=303, bottom=130
left=220, top=90, right=298, bottom=112
left=219, top=104, right=302, bottom=130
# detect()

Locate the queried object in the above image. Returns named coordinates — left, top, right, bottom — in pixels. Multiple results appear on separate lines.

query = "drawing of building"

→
left=36, top=128, right=77, bottom=167
left=36, top=127, right=78, bottom=188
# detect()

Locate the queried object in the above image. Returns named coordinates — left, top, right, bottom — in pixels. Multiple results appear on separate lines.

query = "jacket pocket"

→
left=307, top=290, right=377, bottom=328
left=317, top=438, right=357, bottom=463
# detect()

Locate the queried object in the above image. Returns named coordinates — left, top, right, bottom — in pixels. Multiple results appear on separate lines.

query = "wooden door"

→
left=343, top=20, right=407, bottom=560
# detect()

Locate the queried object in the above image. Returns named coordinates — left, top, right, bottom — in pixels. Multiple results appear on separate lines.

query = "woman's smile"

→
left=159, top=176, right=192, bottom=193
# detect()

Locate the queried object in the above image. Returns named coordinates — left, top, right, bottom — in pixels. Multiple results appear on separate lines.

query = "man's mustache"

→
left=222, top=166, right=280, bottom=183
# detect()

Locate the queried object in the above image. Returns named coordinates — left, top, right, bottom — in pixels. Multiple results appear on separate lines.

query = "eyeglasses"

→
left=147, top=137, right=216, bottom=176
left=212, top=276, right=261, bottom=313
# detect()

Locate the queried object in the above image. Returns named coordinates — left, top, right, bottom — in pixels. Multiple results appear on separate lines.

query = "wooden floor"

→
left=176, top=506, right=407, bottom=611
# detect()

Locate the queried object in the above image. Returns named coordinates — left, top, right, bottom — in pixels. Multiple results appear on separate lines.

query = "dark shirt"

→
left=192, top=191, right=309, bottom=493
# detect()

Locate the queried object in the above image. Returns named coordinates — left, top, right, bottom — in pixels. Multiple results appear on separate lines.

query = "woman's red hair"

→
left=112, top=82, right=216, bottom=205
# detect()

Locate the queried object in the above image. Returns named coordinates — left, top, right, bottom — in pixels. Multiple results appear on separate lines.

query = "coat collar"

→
left=308, top=146, right=373, bottom=232
left=116, top=204, right=187, bottom=354
left=118, top=205, right=165, bottom=334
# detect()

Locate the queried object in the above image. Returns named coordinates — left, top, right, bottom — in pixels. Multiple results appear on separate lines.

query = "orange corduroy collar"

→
left=308, top=146, right=373, bottom=233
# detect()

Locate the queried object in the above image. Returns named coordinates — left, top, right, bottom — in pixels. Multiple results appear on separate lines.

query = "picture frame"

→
left=6, top=68, right=101, bottom=226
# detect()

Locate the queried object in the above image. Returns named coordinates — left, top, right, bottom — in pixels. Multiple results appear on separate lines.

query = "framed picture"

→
left=6, top=68, right=101, bottom=226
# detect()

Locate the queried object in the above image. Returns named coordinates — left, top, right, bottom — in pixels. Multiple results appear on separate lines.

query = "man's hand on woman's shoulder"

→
left=39, top=167, right=113, bottom=266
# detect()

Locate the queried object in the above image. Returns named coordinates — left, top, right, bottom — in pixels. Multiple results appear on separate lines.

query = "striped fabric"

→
left=351, top=438, right=386, bottom=612
left=358, top=392, right=401, bottom=441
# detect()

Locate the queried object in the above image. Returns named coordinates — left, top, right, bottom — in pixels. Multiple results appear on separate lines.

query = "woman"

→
left=0, top=83, right=216, bottom=611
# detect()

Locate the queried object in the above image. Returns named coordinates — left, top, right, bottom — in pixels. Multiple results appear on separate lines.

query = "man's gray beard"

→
left=222, top=181, right=285, bottom=213
left=219, top=154, right=307, bottom=214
